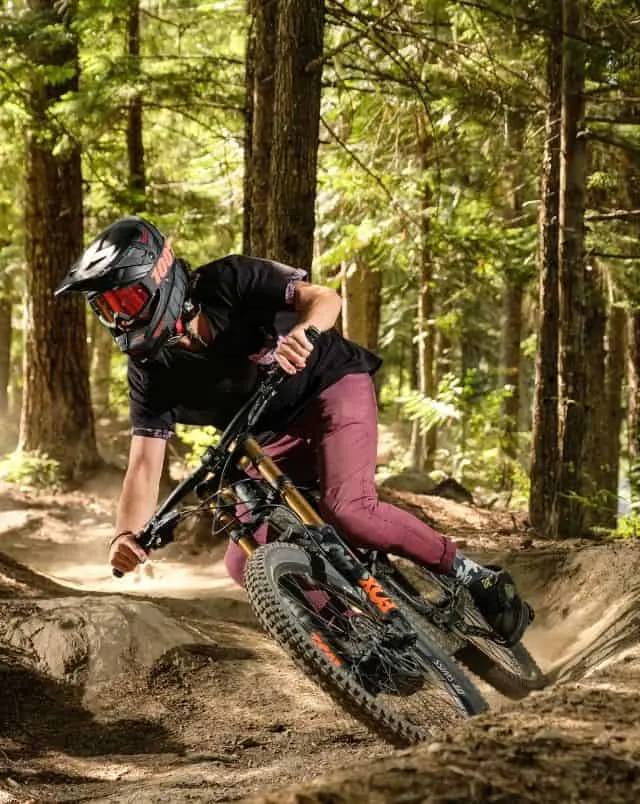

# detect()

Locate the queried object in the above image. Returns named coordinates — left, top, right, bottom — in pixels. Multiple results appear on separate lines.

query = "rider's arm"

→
left=293, top=282, right=341, bottom=332
left=275, top=282, right=342, bottom=374
left=109, top=435, right=167, bottom=575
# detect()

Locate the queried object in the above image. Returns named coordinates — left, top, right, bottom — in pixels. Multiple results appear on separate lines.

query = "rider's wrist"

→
left=109, top=530, right=134, bottom=548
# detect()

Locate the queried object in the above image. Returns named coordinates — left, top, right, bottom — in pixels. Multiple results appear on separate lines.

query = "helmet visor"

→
left=90, top=284, right=153, bottom=329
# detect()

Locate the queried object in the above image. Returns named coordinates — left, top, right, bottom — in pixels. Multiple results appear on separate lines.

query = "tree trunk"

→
left=594, top=302, right=626, bottom=529
left=556, top=0, right=587, bottom=538
left=498, top=112, right=527, bottom=493
left=341, top=258, right=381, bottom=351
left=628, top=311, right=640, bottom=505
left=0, top=273, right=13, bottom=415
left=243, top=1, right=256, bottom=255
left=529, top=0, right=562, bottom=536
left=411, top=156, right=437, bottom=472
left=266, top=0, right=324, bottom=272
left=20, top=0, right=98, bottom=478
left=10, top=294, right=25, bottom=418
left=499, top=281, right=524, bottom=489
left=581, top=261, right=607, bottom=528
left=244, top=0, right=277, bottom=256
left=127, top=0, right=145, bottom=205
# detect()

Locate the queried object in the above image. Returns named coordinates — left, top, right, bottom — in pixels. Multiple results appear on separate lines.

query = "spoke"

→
left=277, top=570, right=471, bottom=727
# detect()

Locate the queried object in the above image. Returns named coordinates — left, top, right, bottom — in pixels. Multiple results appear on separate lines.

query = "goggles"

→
left=89, top=283, right=154, bottom=330
left=88, top=240, right=175, bottom=330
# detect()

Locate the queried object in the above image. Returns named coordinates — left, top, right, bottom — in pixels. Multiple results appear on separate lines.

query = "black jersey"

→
left=127, top=254, right=381, bottom=440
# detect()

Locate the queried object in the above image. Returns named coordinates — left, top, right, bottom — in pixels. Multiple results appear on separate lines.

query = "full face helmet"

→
left=55, top=216, right=190, bottom=364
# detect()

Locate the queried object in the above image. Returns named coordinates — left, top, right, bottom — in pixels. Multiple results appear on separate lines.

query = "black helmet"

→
left=55, top=216, right=190, bottom=364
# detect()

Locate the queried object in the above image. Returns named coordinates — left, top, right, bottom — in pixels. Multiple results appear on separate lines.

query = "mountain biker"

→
left=55, top=215, right=533, bottom=646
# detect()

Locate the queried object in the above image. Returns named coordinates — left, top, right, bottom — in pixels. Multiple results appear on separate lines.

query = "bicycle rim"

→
left=245, top=543, right=486, bottom=746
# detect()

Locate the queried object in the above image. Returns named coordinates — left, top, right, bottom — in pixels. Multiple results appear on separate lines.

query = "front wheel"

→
left=244, top=543, right=486, bottom=747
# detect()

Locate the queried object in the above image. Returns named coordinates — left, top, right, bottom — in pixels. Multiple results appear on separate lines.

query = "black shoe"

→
left=467, top=569, right=534, bottom=647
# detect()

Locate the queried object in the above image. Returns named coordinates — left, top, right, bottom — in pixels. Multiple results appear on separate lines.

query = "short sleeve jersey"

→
left=127, top=255, right=381, bottom=440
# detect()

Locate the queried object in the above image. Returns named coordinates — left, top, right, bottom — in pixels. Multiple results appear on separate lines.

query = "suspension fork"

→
left=238, top=436, right=400, bottom=619
left=206, top=488, right=261, bottom=558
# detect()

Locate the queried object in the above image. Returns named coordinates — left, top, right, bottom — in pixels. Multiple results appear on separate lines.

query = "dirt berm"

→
left=0, top=485, right=639, bottom=802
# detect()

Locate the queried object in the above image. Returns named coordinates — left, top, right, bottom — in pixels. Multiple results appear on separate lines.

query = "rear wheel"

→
left=385, top=560, right=546, bottom=700
left=452, top=596, right=545, bottom=698
left=244, top=543, right=487, bottom=747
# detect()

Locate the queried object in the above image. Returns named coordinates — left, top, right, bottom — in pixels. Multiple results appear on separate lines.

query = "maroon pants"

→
left=224, top=373, right=456, bottom=586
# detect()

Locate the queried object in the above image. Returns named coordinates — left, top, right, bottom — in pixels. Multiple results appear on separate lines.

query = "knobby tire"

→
left=244, top=543, right=486, bottom=747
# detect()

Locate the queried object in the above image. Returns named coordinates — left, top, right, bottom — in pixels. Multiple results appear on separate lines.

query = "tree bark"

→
left=529, top=0, right=562, bottom=536
left=341, top=258, right=381, bottom=351
left=499, top=112, right=527, bottom=493
left=581, top=261, right=608, bottom=528
left=127, top=0, right=145, bottom=204
left=556, top=0, right=587, bottom=538
left=244, top=0, right=278, bottom=256
left=628, top=311, right=640, bottom=505
left=243, top=1, right=256, bottom=255
left=267, top=0, right=324, bottom=272
left=20, top=0, right=98, bottom=478
left=595, top=302, right=626, bottom=529
left=411, top=143, right=437, bottom=472
left=0, top=273, right=13, bottom=415
left=499, top=281, right=524, bottom=489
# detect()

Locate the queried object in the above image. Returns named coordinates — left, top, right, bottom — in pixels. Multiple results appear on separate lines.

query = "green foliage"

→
left=107, top=352, right=130, bottom=413
left=400, top=380, right=461, bottom=434
left=0, top=450, right=63, bottom=489
left=613, top=513, right=640, bottom=540
left=175, top=424, right=219, bottom=468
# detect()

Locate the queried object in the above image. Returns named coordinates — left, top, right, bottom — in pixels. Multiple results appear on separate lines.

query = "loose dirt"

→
left=1, top=476, right=639, bottom=803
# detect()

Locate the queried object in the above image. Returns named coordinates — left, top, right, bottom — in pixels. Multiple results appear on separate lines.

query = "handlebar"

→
left=112, top=325, right=322, bottom=578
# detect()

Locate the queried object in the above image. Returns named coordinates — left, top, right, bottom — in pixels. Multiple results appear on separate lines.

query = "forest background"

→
left=1, top=0, right=639, bottom=543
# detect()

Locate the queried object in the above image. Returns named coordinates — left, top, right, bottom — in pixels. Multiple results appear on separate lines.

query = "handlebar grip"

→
left=305, top=325, right=321, bottom=345
left=111, top=529, right=151, bottom=579
left=267, top=325, right=322, bottom=387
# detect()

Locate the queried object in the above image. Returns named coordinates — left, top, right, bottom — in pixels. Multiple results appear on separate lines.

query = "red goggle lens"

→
left=92, top=284, right=151, bottom=326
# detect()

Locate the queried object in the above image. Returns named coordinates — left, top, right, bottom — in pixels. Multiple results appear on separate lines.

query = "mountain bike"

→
left=117, top=329, right=544, bottom=746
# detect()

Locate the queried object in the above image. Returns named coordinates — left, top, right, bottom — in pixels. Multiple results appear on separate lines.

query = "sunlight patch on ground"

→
left=0, top=510, right=35, bottom=531
left=41, top=557, right=241, bottom=599
left=0, top=499, right=242, bottom=599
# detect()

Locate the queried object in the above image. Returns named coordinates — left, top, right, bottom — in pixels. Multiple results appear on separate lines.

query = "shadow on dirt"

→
left=0, top=651, right=181, bottom=758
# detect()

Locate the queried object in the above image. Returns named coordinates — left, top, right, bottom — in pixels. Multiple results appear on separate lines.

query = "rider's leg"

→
left=301, top=373, right=456, bottom=569
left=300, top=373, right=532, bottom=645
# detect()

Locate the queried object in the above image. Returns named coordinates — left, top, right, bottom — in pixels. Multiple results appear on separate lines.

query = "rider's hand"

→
left=274, top=325, right=316, bottom=375
left=109, top=531, right=148, bottom=576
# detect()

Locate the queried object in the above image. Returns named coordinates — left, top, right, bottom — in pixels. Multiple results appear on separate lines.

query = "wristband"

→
left=109, top=530, right=134, bottom=549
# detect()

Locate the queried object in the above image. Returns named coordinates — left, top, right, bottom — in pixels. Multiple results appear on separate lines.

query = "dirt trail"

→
left=1, top=479, right=639, bottom=803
